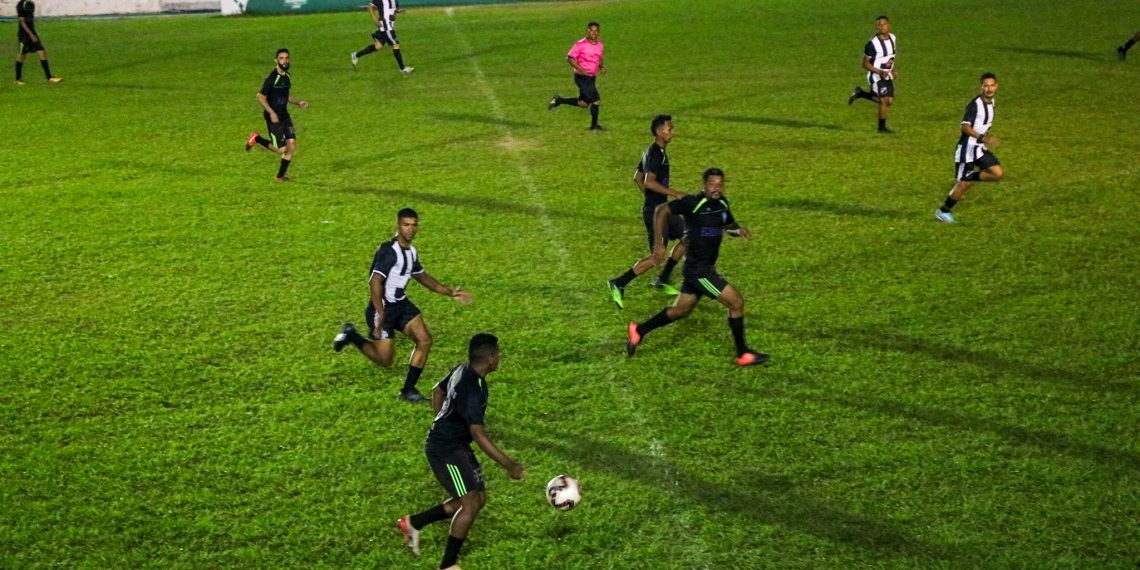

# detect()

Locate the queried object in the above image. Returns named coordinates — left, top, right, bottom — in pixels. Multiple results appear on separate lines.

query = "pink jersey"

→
left=567, top=38, right=604, bottom=77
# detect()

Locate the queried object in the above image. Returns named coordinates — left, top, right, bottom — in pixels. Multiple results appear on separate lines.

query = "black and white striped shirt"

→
left=370, top=0, right=397, bottom=32
left=956, top=96, right=995, bottom=163
left=369, top=236, right=424, bottom=304
left=863, top=33, right=896, bottom=84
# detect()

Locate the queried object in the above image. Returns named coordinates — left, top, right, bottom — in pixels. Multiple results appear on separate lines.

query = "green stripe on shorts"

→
left=447, top=464, right=467, bottom=496
left=699, top=278, right=721, bottom=297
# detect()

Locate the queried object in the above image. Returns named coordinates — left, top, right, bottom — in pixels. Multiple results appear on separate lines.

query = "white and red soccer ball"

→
left=545, top=475, right=581, bottom=511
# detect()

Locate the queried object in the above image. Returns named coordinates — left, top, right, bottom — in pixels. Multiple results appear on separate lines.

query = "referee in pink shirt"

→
left=548, top=21, right=606, bottom=131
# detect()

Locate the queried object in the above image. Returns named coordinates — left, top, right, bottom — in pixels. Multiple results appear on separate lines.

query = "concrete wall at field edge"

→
left=0, top=0, right=218, bottom=17
left=223, top=0, right=536, bottom=16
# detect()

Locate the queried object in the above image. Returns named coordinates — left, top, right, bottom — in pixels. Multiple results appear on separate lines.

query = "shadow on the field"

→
left=695, top=114, right=844, bottom=131
left=784, top=326, right=1135, bottom=396
left=504, top=426, right=976, bottom=564
left=320, top=133, right=489, bottom=171
left=764, top=197, right=908, bottom=219
left=337, top=187, right=626, bottom=225
left=426, top=40, right=538, bottom=66
left=736, top=368, right=1140, bottom=472
left=1002, top=47, right=1103, bottom=62
left=429, top=111, right=538, bottom=130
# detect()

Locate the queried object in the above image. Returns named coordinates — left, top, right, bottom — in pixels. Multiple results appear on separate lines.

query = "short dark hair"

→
left=650, top=114, right=672, bottom=136
left=876, top=15, right=889, bottom=22
left=587, top=21, right=600, bottom=29
left=276, top=48, right=290, bottom=57
left=468, top=333, right=499, bottom=363
left=397, top=208, right=418, bottom=221
left=702, top=167, right=725, bottom=182
left=980, top=72, right=998, bottom=82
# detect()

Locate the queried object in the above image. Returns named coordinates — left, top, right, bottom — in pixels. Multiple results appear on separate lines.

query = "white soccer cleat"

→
left=401, top=66, right=415, bottom=75
left=934, top=209, right=956, bottom=224
left=350, top=52, right=358, bottom=69
left=397, top=516, right=420, bottom=555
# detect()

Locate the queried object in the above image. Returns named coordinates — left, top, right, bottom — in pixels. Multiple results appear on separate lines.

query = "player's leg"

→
left=627, top=290, right=699, bottom=356
left=15, top=52, right=26, bottom=83
left=401, top=448, right=478, bottom=557
left=398, top=314, right=432, bottom=401
left=713, top=282, right=767, bottom=364
left=275, top=137, right=295, bottom=181
left=356, top=304, right=397, bottom=366
left=389, top=32, right=412, bottom=74
left=876, top=82, right=894, bottom=133
left=436, top=449, right=485, bottom=568
left=352, top=33, right=382, bottom=66
left=608, top=207, right=661, bottom=306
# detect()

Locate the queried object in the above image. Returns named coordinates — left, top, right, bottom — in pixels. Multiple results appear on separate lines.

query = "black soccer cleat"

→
left=1118, top=46, right=1128, bottom=61
left=333, top=323, right=357, bottom=352
left=547, top=95, right=560, bottom=110
left=399, top=388, right=428, bottom=403
left=848, top=86, right=862, bottom=105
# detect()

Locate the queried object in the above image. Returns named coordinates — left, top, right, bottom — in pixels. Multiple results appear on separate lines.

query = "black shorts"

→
left=365, top=298, right=422, bottom=340
left=869, top=78, right=895, bottom=98
left=574, top=73, right=600, bottom=104
left=19, top=36, right=44, bottom=54
left=680, top=269, right=730, bottom=300
left=371, top=27, right=399, bottom=46
left=642, top=206, right=686, bottom=252
left=955, top=150, right=1001, bottom=181
left=263, top=113, right=296, bottom=147
left=426, top=445, right=485, bottom=500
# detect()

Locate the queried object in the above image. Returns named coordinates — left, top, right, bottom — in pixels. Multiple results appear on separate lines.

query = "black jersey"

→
left=636, top=143, right=671, bottom=209
left=425, top=363, right=488, bottom=451
left=16, top=0, right=36, bottom=36
left=259, top=69, right=291, bottom=115
left=667, top=194, right=736, bottom=276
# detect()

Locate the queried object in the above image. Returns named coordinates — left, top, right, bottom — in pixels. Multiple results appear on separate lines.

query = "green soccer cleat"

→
left=607, top=280, right=625, bottom=309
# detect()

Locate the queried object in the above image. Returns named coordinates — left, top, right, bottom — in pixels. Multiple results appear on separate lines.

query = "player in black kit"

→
left=396, top=333, right=524, bottom=570
left=244, top=48, right=309, bottom=182
left=14, top=0, right=61, bottom=85
left=607, top=115, right=688, bottom=308
left=626, top=168, right=768, bottom=366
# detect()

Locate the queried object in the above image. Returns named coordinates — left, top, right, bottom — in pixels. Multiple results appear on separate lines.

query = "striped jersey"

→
left=370, top=0, right=398, bottom=32
left=956, top=96, right=995, bottom=163
left=863, top=33, right=897, bottom=83
left=369, top=236, right=424, bottom=304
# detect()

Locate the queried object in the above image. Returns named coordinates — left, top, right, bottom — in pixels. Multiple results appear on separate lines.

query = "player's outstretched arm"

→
left=726, top=223, right=752, bottom=240
left=413, top=273, right=473, bottom=304
left=471, top=424, right=525, bottom=480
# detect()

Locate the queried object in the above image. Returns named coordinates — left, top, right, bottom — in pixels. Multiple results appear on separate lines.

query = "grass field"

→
left=2, top=0, right=1138, bottom=568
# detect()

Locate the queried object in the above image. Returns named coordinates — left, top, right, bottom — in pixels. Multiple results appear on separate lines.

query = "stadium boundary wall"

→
left=0, top=0, right=217, bottom=17
left=222, top=0, right=535, bottom=16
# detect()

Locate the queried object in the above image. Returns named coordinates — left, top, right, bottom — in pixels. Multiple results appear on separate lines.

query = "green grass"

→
left=2, top=0, right=1138, bottom=568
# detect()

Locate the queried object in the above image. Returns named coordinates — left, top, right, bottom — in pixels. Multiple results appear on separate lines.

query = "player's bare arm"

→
left=962, top=124, right=998, bottom=147
left=413, top=272, right=473, bottom=304
left=18, top=17, right=37, bottom=42
left=470, top=424, right=524, bottom=480
left=651, top=203, right=671, bottom=262
left=368, top=273, right=387, bottom=336
left=288, top=96, right=309, bottom=109
left=642, top=171, right=684, bottom=199
left=431, top=384, right=444, bottom=414
left=566, top=56, right=585, bottom=75
left=726, top=223, right=753, bottom=241
left=256, top=92, right=278, bottom=122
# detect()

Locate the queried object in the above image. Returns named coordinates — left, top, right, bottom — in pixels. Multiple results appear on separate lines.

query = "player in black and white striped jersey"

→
left=350, top=0, right=414, bottom=75
left=936, top=73, right=1004, bottom=224
left=848, top=16, right=897, bottom=133
left=333, top=209, right=473, bottom=402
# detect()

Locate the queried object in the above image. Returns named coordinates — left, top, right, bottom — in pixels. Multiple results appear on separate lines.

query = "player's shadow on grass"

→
left=695, top=114, right=844, bottom=131
left=341, top=187, right=626, bottom=225
left=505, top=426, right=976, bottom=565
left=784, top=326, right=1134, bottom=395
left=764, top=197, right=908, bottom=219
left=429, top=111, right=537, bottom=130
left=739, top=369, right=1140, bottom=472
left=1002, top=47, right=1104, bottom=62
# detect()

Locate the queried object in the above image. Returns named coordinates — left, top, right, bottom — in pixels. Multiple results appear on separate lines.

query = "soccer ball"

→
left=545, top=475, right=581, bottom=511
